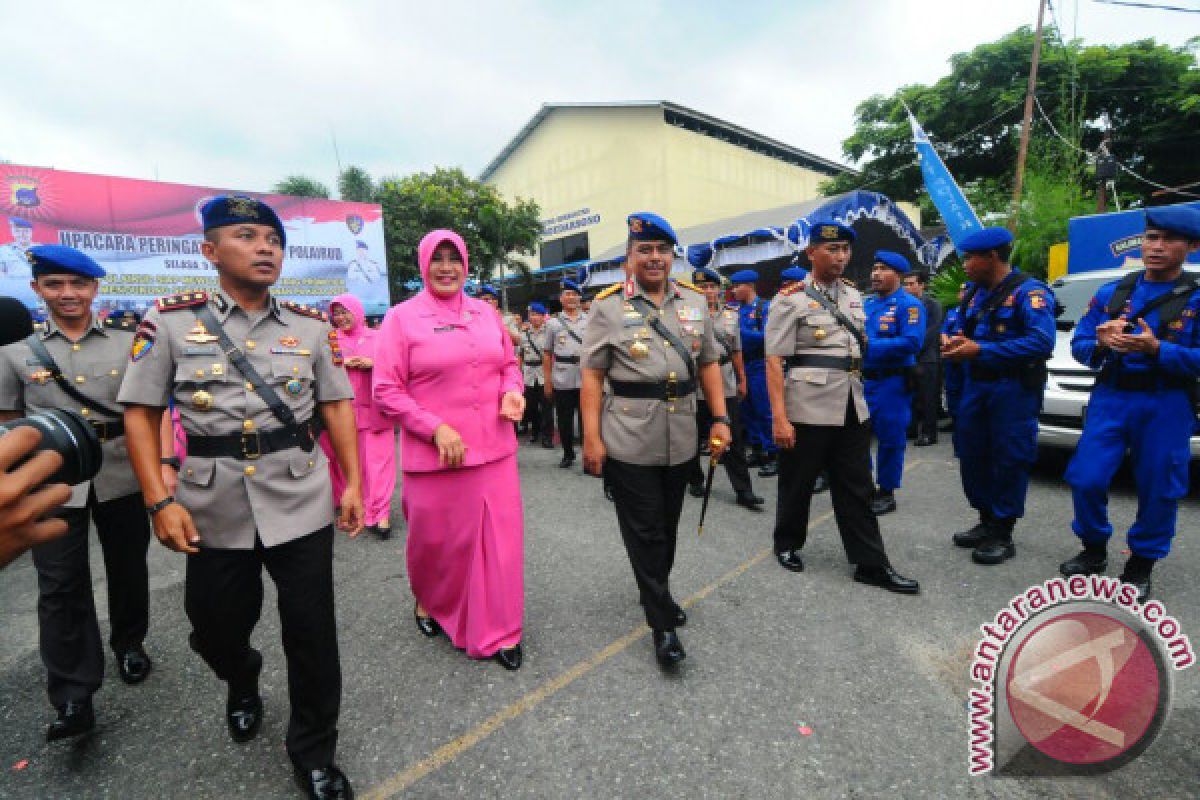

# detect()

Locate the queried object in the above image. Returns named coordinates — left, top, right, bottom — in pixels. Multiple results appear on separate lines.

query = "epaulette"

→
left=32, top=321, right=45, bottom=333
left=841, top=278, right=856, bottom=287
left=156, top=291, right=208, bottom=311
left=103, top=315, right=136, bottom=331
left=594, top=283, right=621, bottom=301
left=675, top=279, right=703, bottom=294
left=778, top=281, right=805, bottom=296
left=281, top=300, right=329, bottom=322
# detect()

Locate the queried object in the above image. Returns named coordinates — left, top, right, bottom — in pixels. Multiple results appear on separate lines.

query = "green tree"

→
left=271, top=175, right=331, bottom=198
left=338, top=166, right=375, bottom=203
left=374, top=167, right=541, bottom=295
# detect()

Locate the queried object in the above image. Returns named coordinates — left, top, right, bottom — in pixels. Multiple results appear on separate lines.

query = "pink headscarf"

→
left=329, top=293, right=371, bottom=355
left=418, top=229, right=470, bottom=314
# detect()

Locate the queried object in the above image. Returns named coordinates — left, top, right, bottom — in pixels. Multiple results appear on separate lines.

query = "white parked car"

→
left=1038, top=267, right=1200, bottom=457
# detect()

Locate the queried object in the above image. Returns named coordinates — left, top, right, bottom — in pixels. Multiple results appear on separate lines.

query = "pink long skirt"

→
left=320, top=429, right=397, bottom=527
left=401, top=455, right=524, bottom=658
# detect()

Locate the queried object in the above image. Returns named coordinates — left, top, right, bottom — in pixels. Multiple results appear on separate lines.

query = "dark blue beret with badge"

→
left=691, top=266, right=722, bottom=285
left=1146, top=206, right=1200, bottom=240
left=959, top=226, right=1013, bottom=254
left=729, top=269, right=759, bottom=284
left=780, top=266, right=808, bottom=283
left=627, top=212, right=678, bottom=246
left=201, top=194, right=286, bottom=246
left=528, top=302, right=547, bottom=314
left=561, top=279, right=582, bottom=295
left=807, top=218, right=856, bottom=244
left=873, top=250, right=910, bottom=274
left=479, top=284, right=500, bottom=299
left=26, top=244, right=106, bottom=278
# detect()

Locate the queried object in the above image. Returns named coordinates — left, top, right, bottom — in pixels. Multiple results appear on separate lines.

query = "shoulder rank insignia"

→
left=281, top=300, right=329, bottom=322
left=103, top=316, right=136, bottom=331
left=594, top=283, right=622, bottom=301
left=156, top=291, right=209, bottom=312
left=778, top=281, right=805, bottom=296
left=675, top=279, right=704, bottom=294
left=841, top=277, right=856, bottom=287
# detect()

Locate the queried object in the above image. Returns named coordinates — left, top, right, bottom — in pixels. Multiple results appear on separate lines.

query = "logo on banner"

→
left=345, top=215, right=364, bottom=235
left=7, top=176, right=40, bottom=208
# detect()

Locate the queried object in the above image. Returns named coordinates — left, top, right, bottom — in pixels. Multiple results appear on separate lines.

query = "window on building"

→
left=540, top=232, right=590, bottom=269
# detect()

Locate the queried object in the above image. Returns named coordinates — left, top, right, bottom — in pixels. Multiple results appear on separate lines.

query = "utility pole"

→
left=1009, top=0, right=1048, bottom=231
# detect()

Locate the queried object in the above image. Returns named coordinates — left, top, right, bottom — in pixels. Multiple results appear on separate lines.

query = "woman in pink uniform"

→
left=373, top=229, right=527, bottom=670
left=320, top=293, right=396, bottom=539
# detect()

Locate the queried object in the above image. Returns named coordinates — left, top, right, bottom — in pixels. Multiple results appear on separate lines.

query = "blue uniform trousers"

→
left=740, top=359, right=776, bottom=455
left=865, top=375, right=911, bottom=491
left=1066, top=386, right=1193, bottom=559
left=954, top=377, right=1040, bottom=521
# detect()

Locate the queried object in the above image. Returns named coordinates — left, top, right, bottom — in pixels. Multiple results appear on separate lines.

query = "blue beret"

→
left=528, top=302, right=547, bottom=314
left=479, top=284, right=500, bottom=299
left=873, top=250, right=910, bottom=274
left=201, top=194, right=286, bottom=246
left=959, top=226, right=1013, bottom=253
left=1146, top=206, right=1200, bottom=240
left=627, top=212, right=678, bottom=245
left=9, top=217, right=32, bottom=229
left=691, top=266, right=722, bottom=285
left=729, top=269, right=759, bottom=284
left=561, top=279, right=582, bottom=294
left=808, top=218, right=856, bottom=244
left=780, top=266, right=808, bottom=283
left=27, top=245, right=106, bottom=278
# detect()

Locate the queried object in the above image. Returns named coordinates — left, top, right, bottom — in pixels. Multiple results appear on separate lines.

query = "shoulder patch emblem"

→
left=281, top=300, right=329, bottom=322
left=156, top=291, right=209, bottom=312
left=595, top=283, right=621, bottom=301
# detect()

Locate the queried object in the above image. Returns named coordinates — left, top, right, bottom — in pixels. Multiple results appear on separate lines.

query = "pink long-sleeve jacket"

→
left=329, top=292, right=391, bottom=431
left=372, top=231, right=524, bottom=473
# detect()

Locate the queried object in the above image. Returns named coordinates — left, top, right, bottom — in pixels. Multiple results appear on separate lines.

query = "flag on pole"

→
left=907, top=108, right=981, bottom=253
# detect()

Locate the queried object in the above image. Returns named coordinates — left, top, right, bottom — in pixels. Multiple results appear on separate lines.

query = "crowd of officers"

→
left=2, top=194, right=1199, bottom=799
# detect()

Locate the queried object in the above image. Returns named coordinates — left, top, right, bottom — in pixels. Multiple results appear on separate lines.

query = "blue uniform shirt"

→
left=864, top=288, right=924, bottom=370
left=738, top=297, right=769, bottom=360
left=1072, top=273, right=1200, bottom=379
left=948, top=270, right=1056, bottom=366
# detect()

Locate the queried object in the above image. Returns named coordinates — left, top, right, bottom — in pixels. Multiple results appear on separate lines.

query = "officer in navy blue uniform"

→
left=862, top=251, right=924, bottom=515
left=1059, top=207, right=1200, bottom=601
left=780, top=265, right=808, bottom=291
left=942, top=227, right=1055, bottom=565
left=732, top=270, right=777, bottom=476
left=940, top=284, right=967, bottom=435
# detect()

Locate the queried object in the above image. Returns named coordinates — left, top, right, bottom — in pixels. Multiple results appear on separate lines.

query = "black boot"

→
left=1119, top=554, right=1155, bottom=603
left=757, top=453, right=778, bottom=477
left=1059, top=542, right=1108, bottom=577
left=652, top=630, right=686, bottom=667
left=952, top=514, right=992, bottom=548
left=813, top=472, right=830, bottom=493
left=747, top=446, right=764, bottom=468
left=46, top=698, right=95, bottom=742
left=870, top=489, right=897, bottom=515
left=972, top=518, right=1016, bottom=565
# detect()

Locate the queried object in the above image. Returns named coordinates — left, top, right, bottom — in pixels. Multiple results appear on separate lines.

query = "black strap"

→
left=1102, top=271, right=1142, bottom=318
left=862, top=367, right=907, bottom=380
left=554, top=355, right=580, bottom=364
left=959, top=271, right=1031, bottom=337
left=524, top=329, right=543, bottom=360
left=558, top=315, right=584, bottom=346
left=25, top=334, right=125, bottom=418
left=627, top=295, right=697, bottom=383
left=191, top=306, right=310, bottom=444
left=802, top=284, right=869, bottom=357
left=785, top=354, right=862, bottom=371
left=1104, top=270, right=1199, bottom=336
left=609, top=378, right=697, bottom=400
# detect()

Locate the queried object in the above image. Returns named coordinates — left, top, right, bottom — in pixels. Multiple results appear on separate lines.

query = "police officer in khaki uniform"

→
left=686, top=266, right=762, bottom=511
left=765, top=219, right=919, bottom=594
left=0, top=245, right=153, bottom=742
left=118, top=196, right=361, bottom=800
left=519, top=302, right=554, bottom=446
left=543, top=279, right=588, bottom=468
left=581, top=212, right=732, bottom=668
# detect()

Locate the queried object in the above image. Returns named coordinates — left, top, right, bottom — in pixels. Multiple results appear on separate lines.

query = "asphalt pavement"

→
left=0, top=437, right=1196, bottom=799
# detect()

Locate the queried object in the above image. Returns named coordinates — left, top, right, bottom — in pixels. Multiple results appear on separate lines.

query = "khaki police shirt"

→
left=765, top=280, right=870, bottom=426
left=116, top=289, right=353, bottom=550
left=518, top=325, right=546, bottom=387
left=582, top=279, right=719, bottom=466
left=543, top=312, right=588, bottom=390
left=0, top=314, right=140, bottom=506
left=712, top=306, right=742, bottom=398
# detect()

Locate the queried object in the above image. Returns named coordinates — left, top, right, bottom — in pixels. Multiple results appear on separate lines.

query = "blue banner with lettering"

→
left=909, top=111, right=981, bottom=253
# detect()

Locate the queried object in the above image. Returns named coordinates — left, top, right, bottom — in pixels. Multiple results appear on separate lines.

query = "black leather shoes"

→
left=295, top=764, right=353, bottom=800
left=1059, top=547, right=1108, bottom=576
left=776, top=550, right=805, bottom=572
left=736, top=491, right=765, bottom=511
left=117, top=646, right=153, bottom=685
left=375, top=524, right=392, bottom=541
left=414, top=604, right=441, bottom=638
left=688, top=484, right=705, bottom=498
left=494, top=643, right=523, bottom=671
left=952, top=520, right=991, bottom=548
left=226, top=691, right=263, bottom=743
left=46, top=699, right=95, bottom=742
left=559, top=455, right=575, bottom=468
left=758, top=460, right=779, bottom=478
left=915, top=434, right=936, bottom=447
left=674, top=608, right=687, bottom=627
left=604, top=485, right=614, bottom=502
left=1119, top=575, right=1151, bottom=604
left=813, top=474, right=829, bottom=493
left=972, top=539, right=1016, bottom=565
left=540, top=437, right=555, bottom=449
left=853, top=565, right=920, bottom=594
left=870, top=490, right=897, bottom=515
left=652, top=630, right=686, bottom=667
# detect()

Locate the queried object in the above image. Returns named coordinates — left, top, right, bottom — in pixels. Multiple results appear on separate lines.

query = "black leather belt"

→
left=90, top=419, right=124, bottom=442
left=609, top=378, right=697, bottom=401
left=186, top=418, right=318, bottom=460
left=785, top=355, right=863, bottom=372
left=554, top=355, right=580, bottom=364
left=1099, top=372, right=1192, bottom=392
left=862, top=367, right=907, bottom=380
left=968, top=364, right=1024, bottom=382
left=523, top=360, right=543, bottom=367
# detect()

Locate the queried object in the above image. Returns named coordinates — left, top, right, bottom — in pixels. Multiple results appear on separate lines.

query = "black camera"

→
left=0, top=409, right=103, bottom=486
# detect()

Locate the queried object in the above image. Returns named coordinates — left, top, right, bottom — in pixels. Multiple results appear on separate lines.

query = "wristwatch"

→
left=145, top=495, right=177, bottom=515
left=160, top=457, right=181, bottom=470
left=711, top=415, right=733, bottom=427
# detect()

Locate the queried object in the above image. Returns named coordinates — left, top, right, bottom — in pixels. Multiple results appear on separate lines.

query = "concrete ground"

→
left=0, top=437, right=1196, bottom=799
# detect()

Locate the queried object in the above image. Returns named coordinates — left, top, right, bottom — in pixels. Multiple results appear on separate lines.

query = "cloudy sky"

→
left=2, top=0, right=1194, bottom=194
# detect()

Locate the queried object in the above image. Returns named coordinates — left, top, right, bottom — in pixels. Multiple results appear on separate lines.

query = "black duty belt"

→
left=609, top=378, right=697, bottom=401
left=90, top=419, right=124, bottom=442
left=523, top=360, right=543, bottom=367
left=186, top=417, right=318, bottom=460
left=862, top=367, right=907, bottom=380
left=554, top=355, right=580, bottom=364
left=1098, top=371, right=1192, bottom=392
left=968, top=364, right=1025, bottom=382
left=785, top=355, right=863, bottom=372
left=718, top=354, right=732, bottom=366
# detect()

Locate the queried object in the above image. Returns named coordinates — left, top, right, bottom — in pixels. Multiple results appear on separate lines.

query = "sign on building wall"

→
left=541, top=207, right=601, bottom=236
left=0, top=164, right=389, bottom=316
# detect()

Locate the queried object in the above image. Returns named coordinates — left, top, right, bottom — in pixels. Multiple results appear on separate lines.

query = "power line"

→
left=1093, top=0, right=1200, bottom=12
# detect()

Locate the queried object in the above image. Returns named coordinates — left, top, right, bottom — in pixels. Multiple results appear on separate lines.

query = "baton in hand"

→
left=697, top=437, right=723, bottom=537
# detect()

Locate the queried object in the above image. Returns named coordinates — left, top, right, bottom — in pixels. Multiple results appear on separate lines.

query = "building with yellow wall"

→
left=481, top=102, right=852, bottom=271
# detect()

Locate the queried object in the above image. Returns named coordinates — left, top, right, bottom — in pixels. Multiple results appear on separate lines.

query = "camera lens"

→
left=0, top=409, right=103, bottom=486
